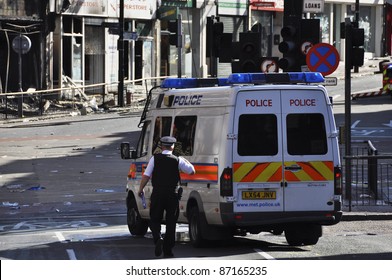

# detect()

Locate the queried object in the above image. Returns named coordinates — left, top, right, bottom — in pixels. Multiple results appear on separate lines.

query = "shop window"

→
left=62, top=16, right=83, bottom=82
left=346, top=5, right=374, bottom=52
left=237, top=114, right=278, bottom=156
left=85, top=25, right=104, bottom=93
left=311, top=3, right=332, bottom=44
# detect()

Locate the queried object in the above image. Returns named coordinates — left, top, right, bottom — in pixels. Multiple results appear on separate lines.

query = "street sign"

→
left=301, top=41, right=313, bottom=55
left=303, top=0, right=325, bottom=13
left=306, top=43, right=340, bottom=76
left=158, top=6, right=178, bottom=21
left=323, top=77, right=338, bottom=86
left=260, top=57, right=279, bottom=73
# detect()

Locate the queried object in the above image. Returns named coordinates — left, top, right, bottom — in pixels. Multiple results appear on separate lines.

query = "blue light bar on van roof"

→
left=160, top=72, right=324, bottom=89
left=227, top=72, right=324, bottom=84
left=161, top=77, right=228, bottom=89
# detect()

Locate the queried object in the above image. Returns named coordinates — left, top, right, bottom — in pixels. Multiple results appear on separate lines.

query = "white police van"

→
left=121, top=72, right=342, bottom=247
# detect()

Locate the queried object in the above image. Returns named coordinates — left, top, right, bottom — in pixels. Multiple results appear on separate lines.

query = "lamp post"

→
left=118, top=0, right=125, bottom=107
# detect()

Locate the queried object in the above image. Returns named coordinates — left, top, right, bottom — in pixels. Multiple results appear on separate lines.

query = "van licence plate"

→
left=242, top=191, right=276, bottom=200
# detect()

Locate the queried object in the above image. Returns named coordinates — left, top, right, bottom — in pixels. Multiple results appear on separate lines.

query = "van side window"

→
left=238, top=114, right=278, bottom=156
left=137, top=120, right=151, bottom=157
left=152, top=116, right=172, bottom=154
left=286, top=113, right=327, bottom=155
left=173, top=116, right=197, bottom=156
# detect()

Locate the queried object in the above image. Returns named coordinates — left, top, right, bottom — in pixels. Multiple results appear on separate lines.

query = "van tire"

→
left=188, top=206, right=206, bottom=247
left=285, top=224, right=321, bottom=246
left=127, top=196, right=148, bottom=236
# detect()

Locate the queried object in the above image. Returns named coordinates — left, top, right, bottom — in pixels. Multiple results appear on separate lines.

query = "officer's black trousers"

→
left=150, top=188, right=178, bottom=254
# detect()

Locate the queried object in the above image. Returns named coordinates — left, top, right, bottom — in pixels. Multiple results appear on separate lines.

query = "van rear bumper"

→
left=220, top=203, right=343, bottom=227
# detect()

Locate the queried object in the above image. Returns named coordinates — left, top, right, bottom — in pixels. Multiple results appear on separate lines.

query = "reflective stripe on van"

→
left=233, top=162, right=282, bottom=182
left=129, top=162, right=218, bottom=183
left=233, top=161, right=334, bottom=182
left=181, top=163, right=218, bottom=183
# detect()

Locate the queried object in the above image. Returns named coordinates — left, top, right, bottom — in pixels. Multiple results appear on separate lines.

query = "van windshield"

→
left=238, top=114, right=278, bottom=156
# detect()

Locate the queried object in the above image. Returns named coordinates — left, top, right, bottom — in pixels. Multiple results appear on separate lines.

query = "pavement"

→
left=2, top=57, right=392, bottom=221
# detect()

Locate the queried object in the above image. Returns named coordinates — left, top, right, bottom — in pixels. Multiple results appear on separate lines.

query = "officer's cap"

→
left=160, top=136, right=177, bottom=146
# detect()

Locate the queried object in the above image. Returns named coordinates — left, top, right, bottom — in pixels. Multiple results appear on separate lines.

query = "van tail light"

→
left=220, top=167, right=233, bottom=196
left=334, top=166, right=342, bottom=195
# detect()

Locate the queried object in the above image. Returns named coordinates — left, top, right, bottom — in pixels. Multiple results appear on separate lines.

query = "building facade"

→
left=0, top=0, right=387, bottom=97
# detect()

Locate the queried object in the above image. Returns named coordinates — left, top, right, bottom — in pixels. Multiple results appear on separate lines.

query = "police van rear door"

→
left=232, top=89, right=284, bottom=212
left=281, top=88, right=335, bottom=212
left=232, top=87, right=334, bottom=213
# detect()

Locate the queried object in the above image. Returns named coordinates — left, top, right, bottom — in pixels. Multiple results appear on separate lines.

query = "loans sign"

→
left=303, top=0, right=324, bottom=13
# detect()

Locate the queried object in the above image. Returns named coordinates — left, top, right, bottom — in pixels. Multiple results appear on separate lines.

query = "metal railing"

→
left=0, top=76, right=169, bottom=120
left=342, top=141, right=392, bottom=209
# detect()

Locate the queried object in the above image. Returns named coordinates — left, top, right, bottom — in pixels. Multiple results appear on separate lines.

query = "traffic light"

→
left=206, top=19, right=223, bottom=58
left=218, top=33, right=233, bottom=63
left=168, top=20, right=182, bottom=47
left=351, top=27, right=365, bottom=67
left=239, top=31, right=261, bottom=72
left=278, top=17, right=301, bottom=71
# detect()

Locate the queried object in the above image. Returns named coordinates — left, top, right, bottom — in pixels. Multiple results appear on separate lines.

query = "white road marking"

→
left=56, top=232, right=77, bottom=260
left=253, top=248, right=276, bottom=260
left=351, top=120, right=361, bottom=128
left=66, top=249, right=77, bottom=260
left=55, top=231, right=66, bottom=243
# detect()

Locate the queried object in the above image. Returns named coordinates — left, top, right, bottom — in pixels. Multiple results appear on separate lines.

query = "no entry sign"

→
left=306, top=43, right=340, bottom=76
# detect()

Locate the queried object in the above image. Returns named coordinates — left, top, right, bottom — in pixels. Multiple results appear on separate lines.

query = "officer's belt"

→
left=152, top=186, right=177, bottom=192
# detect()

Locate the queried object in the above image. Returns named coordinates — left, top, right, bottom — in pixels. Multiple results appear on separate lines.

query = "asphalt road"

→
left=0, top=112, right=141, bottom=218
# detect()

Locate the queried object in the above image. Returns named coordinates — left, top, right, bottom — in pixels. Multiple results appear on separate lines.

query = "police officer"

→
left=138, top=136, right=195, bottom=258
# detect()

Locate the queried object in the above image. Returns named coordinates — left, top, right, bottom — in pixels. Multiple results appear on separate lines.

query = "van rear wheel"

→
left=127, top=196, right=148, bottom=236
left=188, top=206, right=206, bottom=247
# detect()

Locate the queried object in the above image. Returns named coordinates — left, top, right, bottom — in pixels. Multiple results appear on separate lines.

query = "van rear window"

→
left=286, top=113, right=328, bottom=155
left=238, top=114, right=278, bottom=156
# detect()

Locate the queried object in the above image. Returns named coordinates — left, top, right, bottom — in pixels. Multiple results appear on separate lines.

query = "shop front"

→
left=0, top=0, right=48, bottom=93
left=53, top=0, right=157, bottom=96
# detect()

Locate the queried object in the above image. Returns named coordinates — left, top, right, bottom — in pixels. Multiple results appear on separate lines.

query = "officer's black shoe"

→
left=155, top=238, right=163, bottom=257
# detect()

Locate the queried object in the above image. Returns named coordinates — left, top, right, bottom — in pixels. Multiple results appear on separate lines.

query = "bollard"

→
left=367, top=157, right=378, bottom=200
left=17, top=95, right=23, bottom=118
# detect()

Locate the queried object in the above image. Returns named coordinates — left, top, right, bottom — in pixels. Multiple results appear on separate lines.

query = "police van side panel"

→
left=177, top=105, right=228, bottom=226
left=126, top=87, right=234, bottom=228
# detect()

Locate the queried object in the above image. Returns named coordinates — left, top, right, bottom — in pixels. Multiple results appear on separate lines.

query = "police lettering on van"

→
left=121, top=72, right=342, bottom=247
left=172, top=95, right=203, bottom=106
